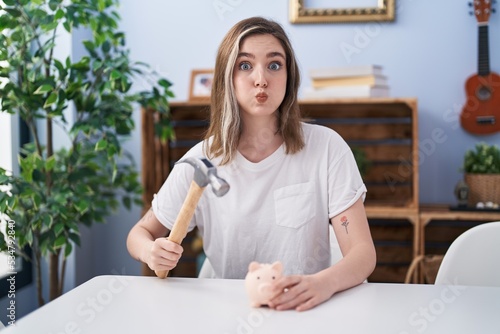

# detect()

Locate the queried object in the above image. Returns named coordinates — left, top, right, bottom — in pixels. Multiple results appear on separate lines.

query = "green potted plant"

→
left=0, top=0, right=173, bottom=305
left=462, top=142, right=500, bottom=207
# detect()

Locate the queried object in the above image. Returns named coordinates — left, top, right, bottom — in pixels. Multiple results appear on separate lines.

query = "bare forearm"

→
left=126, top=209, right=169, bottom=264
left=127, top=225, right=155, bottom=263
left=317, top=242, right=376, bottom=295
left=325, top=197, right=376, bottom=295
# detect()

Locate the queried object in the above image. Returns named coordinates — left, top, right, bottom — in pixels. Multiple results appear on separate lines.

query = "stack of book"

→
left=302, top=65, right=389, bottom=99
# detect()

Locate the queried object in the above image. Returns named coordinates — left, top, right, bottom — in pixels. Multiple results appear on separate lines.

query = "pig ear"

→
left=271, top=261, right=283, bottom=272
left=248, top=261, right=260, bottom=272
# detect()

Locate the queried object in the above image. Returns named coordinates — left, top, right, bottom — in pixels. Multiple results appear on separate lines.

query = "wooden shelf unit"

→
left=419, top=205, right=500, bottom=256
left=299, top=98, right=419, bottom=210
left=141, top=98, right=419, bottom=281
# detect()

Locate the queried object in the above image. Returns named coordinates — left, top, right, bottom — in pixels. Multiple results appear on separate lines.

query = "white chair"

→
left=434, top=221, right=500, bottom=287
left=198, top=257, right=217, bottom=278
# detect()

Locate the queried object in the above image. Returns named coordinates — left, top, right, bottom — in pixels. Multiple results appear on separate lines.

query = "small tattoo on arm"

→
left=340, top=216, right=349, bottom=234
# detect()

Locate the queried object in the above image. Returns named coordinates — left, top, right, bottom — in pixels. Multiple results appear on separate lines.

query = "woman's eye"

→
left=269, top=62, right=282, bottom=71
left=239, top=62, right=252, bottom=70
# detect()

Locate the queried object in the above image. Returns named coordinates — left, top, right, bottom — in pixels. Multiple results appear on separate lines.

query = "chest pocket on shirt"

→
left=274, top=181, right=315, bottom=229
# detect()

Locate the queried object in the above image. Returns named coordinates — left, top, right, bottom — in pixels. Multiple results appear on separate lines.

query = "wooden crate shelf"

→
left=299, top=98, right=418, bottom=209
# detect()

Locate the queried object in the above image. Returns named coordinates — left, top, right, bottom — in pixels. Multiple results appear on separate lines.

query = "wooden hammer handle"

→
left=155, top=180, right=205, bottom=279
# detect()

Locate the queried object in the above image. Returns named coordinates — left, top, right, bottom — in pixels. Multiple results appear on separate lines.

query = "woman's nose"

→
left=254, top=67, right=268, bottom=88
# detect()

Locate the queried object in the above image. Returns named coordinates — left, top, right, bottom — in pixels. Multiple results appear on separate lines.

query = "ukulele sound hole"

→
left=476, top=86, right=492, bottom=100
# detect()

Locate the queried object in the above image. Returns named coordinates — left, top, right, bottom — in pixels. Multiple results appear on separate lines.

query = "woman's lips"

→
left=255, top=93, right=268, bottom=103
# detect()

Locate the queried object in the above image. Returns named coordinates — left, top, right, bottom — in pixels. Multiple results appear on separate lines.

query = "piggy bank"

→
left=244, top=261, right=283, bottom=307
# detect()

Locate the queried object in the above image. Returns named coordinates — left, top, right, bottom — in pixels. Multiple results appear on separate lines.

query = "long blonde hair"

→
left=204, top=17, right=304, bottom=165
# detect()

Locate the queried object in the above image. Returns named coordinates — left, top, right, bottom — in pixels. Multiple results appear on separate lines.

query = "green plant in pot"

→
left=0, top=0, right=173, bottom=305
left=462, top=142, right=500, bottom=207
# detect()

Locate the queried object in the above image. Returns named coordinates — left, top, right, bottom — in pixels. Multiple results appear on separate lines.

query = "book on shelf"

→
left=310, top=65, right=383, bottom=80
left=312, top=75, right=388, bottom=88
left=301, top=85, right=390, bottom=99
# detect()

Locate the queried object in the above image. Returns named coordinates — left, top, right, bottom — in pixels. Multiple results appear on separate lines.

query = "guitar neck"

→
left=478, top=25, right=490, bottom=76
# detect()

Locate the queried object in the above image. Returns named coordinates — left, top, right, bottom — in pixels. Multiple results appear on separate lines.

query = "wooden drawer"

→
left=368, top=218, right=415, bottom=283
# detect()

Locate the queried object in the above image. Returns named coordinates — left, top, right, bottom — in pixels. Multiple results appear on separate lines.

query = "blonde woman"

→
left=127, top=17, right=376, bottom=311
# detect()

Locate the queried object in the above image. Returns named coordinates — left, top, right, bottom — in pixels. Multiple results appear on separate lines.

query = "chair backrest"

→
left=435, top=221, right=500, bottom=287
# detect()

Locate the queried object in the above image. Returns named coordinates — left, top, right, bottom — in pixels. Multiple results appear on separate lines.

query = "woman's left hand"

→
left=268, top=274, right=333, bottom=312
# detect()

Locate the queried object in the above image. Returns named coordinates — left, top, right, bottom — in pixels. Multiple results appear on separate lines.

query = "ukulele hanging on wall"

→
left=460, top=0, right=500, bottom=135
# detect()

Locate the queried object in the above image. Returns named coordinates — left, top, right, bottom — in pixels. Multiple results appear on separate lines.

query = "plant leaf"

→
left=54, top=235, right=66, bottom=249
left=95, top=139, right=107, bottom=151
left=4, top=8, right=22, bottom=17
left=34, top=84, right=53, bottom=95
left=46, top=155, right=56, bottom=171
left=74, top=200, right=88, bottom=213
left=54, top=223, right=64, bottom=236
left=43, top=92, right=58, bottom=108
left=25, top=229, right=33, bottom=245
left=0, top=174, right=8, bottom=183
left=110, top=69, right=121, bottom=80
left=64, top=242, right=73, bottom=257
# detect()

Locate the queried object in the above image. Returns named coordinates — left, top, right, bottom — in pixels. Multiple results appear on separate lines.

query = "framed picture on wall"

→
left=189, top=69, right=214, bottom=102
left=289, top=0, right=395, bottom=23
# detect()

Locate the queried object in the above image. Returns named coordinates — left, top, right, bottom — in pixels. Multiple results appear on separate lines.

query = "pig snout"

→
left=257, top=282, right=272, bottom=297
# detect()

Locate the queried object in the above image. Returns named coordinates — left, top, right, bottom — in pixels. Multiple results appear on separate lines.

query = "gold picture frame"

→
left=188, top=69, right=214, bottom=102
left=289, top=0, right=395, bottom=24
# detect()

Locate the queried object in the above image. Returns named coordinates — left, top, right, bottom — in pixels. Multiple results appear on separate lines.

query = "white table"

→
left=4, top=275, right=500, bottom=333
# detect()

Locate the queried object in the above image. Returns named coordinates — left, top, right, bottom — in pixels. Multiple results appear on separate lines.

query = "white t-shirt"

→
left=152, top=122, right=366, bottom=279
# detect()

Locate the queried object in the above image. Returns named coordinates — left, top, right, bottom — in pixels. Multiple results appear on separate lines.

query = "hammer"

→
left=155, top=157, right=230, bottom=279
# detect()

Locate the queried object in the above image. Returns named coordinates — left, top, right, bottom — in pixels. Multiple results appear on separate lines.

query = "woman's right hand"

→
left=145, top=238, right=184, bottom=272
left=127, top=209, right=184, bottom=272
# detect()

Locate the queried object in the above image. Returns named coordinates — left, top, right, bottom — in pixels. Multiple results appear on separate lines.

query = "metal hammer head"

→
left=177, top=157, right=230, bottom=197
